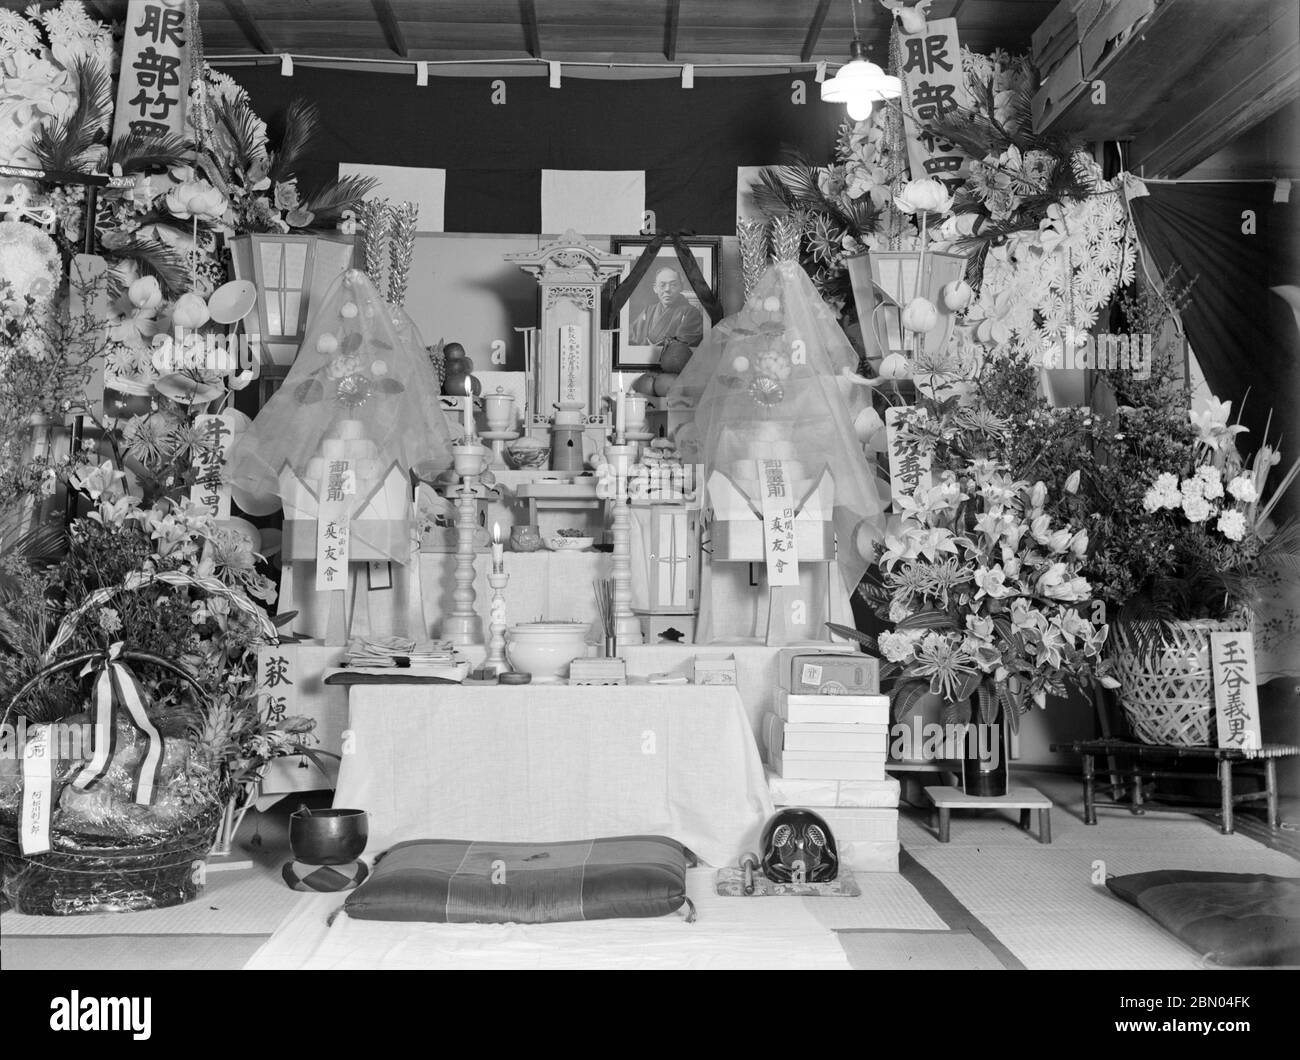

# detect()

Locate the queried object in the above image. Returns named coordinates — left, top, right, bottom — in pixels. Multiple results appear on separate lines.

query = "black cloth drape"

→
left=1130, top=184, right=1300, bottom=523
left=224, top=68, right=843, bottom=235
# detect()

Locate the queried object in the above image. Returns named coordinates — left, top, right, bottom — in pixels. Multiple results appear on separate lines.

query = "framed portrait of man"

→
left=611, top=236, right=720, bottom=371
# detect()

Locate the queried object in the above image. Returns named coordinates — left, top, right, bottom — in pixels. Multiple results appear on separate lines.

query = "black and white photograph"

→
left=613, top=236, right=719, bottom=369
left=1, top=0, right=1299, bottom=1018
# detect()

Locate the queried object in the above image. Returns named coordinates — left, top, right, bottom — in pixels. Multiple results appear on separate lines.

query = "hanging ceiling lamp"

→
left=820, top=0, right=902, bottom=121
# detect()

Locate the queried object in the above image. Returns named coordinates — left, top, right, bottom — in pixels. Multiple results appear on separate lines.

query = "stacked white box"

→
left=764, top=684, right=900, bottom=873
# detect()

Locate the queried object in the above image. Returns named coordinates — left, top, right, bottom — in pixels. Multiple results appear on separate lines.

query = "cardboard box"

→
left=1081, top=0, right=1155, bottom=77
left=1032, top=45, right=1087, bottom=132
left=778, top=649, right=880, bottom=695
left=841, top=840, right=900, bottom=873
left=815, top=807, right=899, bottom=843
left=706, top=467, right=834, bottom=563
left=692, top=653, right=737, bottom=685
left=765, top=768, right=900, bottom=808
left=770, top=748, right=887, bottom=781
left=763, top=713, right=888, bottom=755
left=1032, top=0, right=1104, bottom=67
left=776, top=691, right=890, bottom=726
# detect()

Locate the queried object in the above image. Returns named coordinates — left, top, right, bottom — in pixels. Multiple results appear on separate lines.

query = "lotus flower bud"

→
left=942, top=279, right=972, bottom=312
left=901, top=296, right=939, bottom=334
left=894, top=177, right=954, bottom=215
left=171, top=292, right=210, bottom=330
left=878, top=353, right=913, bottom=380
left=128, top=275, right=163, bottom=311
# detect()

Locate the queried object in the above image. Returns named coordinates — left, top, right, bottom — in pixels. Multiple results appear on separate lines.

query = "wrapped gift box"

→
left=765, top=768, right=900, bottom=809
left=281, top=461, right=413, bottom=562
left=706, top=466, right=834, bottom=563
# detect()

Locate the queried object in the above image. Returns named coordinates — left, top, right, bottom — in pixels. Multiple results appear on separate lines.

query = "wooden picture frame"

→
left=610, top=236, right=720, bottom=371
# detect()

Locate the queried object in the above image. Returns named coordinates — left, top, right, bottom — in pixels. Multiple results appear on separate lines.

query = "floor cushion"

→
left=343, top=836, right=696, bottom=924
left=1107, top=870, right=1300, bottom=967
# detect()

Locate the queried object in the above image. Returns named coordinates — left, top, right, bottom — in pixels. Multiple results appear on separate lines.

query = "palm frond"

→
left=32, top=56, right=113, bottom=173
left=268, top=98, right=321, bottom=184
left=208, top=90, right=268, bottom=179
left=105, top=127, right=190, bottom=175
left=114, top=238, right=191, bottom=300
left=299, top=174, right=379, bottom=223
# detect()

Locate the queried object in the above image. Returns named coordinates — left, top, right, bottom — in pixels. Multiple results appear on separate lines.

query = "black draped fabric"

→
left=224, top=68, right=843, bottom=235
left=1129, top=184, right=1300, bottom=502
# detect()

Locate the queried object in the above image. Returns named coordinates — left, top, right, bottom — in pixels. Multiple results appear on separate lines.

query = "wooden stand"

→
left=604, top=443, right=643, bottom=651
left=925, top=786, right=1053, bottom=844
left=444, top=444, right=485, bottom=646
left=486, top=569, right=509, bottom=673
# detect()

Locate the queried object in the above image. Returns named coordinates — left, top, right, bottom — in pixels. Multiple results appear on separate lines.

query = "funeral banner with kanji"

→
left=112, top=0, right=190, bottom=145
left=897, top=18, right=971, bottom=185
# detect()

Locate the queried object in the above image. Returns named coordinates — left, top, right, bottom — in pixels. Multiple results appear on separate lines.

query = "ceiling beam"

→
left=801, top=0, right=833, bottom=62
left=664, top=0, right=680, bottom=61
left=221, top=0, right=273, bottom=55
left=372, top=0, right=408, bottom=59
left=520, top=0, right=541, bottom=59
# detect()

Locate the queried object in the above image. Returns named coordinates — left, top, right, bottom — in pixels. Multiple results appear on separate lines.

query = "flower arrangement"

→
left=859, top=470, right=1115, bottom=731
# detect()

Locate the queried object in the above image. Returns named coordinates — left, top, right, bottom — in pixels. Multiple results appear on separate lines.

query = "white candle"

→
left=463, top=378, right=474, bottom=443
left=492, top=522, right=504, bottom=572
left=616, top=383, right=625, bottom=444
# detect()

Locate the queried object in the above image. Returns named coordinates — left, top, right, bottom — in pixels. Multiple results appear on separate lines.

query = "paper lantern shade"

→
left=229, top=234, right=356, bottom=367
left=846, top=250, right=967, bottom=362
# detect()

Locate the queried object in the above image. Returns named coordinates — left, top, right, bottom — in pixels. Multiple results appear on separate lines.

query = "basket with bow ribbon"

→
left=0, top=571, right=277, bottom=916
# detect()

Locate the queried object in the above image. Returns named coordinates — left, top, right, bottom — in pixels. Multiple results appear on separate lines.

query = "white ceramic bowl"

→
left=505, top=622, right=592, bottom=682
left=548, top=535, right=593, bottom=550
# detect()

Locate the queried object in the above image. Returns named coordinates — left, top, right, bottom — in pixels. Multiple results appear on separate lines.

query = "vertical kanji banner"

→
left=112, top=0, right=190, bottom=145
left=897, top=18, right=971, bottom=183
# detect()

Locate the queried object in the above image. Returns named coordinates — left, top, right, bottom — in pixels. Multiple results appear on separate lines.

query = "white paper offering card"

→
left=190, top=413, right=235, bottom=520
left=315, top=459, right=354, bottom=592
left=1210, top=631, right=1263, bottom=753
left=885, top=406, right=932, bottom=508
left=758, top=459, right=800, bottom=587
left=19, top=723, right=54, bottom=855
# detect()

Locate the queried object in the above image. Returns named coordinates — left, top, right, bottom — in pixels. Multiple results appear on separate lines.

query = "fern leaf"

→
left=115, top=238, right=191, bottom=300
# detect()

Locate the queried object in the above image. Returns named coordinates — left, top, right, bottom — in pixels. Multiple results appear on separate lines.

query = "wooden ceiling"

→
left=61, top=0, right=1059, bottom=66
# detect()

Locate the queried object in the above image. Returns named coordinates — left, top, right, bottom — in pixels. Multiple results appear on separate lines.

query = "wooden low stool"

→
left=1052, top=738, right=1300, bottom=834
left=925, top=786, right=1053, bottom=844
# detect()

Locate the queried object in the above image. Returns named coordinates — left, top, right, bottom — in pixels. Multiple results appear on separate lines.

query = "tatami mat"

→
left=838, top=929, right=1005, bottom=970
left=803, top=874, right=947, bottom=931
left=1, top=933, right=267, bottom=970
left=0, top=867, right=301, bottom=937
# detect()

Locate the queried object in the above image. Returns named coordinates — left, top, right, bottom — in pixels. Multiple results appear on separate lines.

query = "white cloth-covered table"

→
left=333, top=683, right=774, bottom=867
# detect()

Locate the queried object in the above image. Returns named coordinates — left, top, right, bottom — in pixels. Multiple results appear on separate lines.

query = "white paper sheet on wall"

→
left=541, top=170, right=645, bottom=235
left=735, top=165, right=777, bottom=227
left=338, top=163, right=446, bottom=232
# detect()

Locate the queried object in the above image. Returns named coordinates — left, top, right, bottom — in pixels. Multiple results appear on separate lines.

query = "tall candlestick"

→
left=492, top=522, right=504, bottom=572
left=444, top=451, right=483, bottom=646
left=604, top=443, right=643, bottom=651
left=463, top=378, right=474, bottom=443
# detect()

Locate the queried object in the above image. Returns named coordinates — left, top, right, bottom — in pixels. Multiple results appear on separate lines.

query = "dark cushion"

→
left=343, top=836, right=695, bottom=924
left=1107, top=870, right=1300, bottom=967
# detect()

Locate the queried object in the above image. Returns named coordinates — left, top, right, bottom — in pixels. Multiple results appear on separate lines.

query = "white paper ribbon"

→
left=72, top=644, right=165, bottom=806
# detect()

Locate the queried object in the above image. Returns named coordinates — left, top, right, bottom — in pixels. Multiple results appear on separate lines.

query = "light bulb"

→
left=846, top=97, right=873, bottom=121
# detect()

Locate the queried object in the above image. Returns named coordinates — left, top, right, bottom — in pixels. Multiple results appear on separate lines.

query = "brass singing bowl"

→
left=289, top=808, right=369, bottom=865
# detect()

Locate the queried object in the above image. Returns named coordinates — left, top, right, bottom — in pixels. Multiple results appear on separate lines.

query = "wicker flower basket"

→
left=1110, top=617, right=1250, bottom=747
left=0, top=572, right=276, bottom=915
